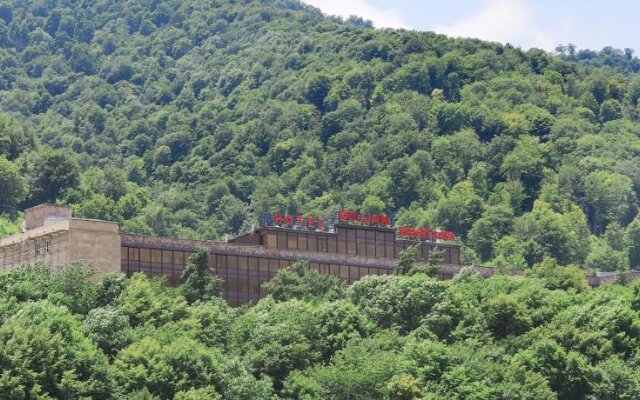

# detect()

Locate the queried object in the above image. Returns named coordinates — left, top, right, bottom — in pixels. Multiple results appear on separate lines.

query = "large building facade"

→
left=1, top=205, right=464, bottom=304
left=120, top=222, right=461, bottom=305
left=0, top=204, right=628, bottom=305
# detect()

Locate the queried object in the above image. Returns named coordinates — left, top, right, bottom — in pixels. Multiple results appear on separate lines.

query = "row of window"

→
left=121, top=246, right=399, bottom=305
left=262, top=228, right=460, bottom=264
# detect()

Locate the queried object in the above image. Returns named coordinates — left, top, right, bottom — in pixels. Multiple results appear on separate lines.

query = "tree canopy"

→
left=1, top=0, right=640, bottom=270
left=0, top=260, right=637, bottom=399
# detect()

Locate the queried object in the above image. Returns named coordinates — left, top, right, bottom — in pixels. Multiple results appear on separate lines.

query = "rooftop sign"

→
left=262, top=210, right=455, bottom=242
left=263, top=213, right=327, bottom=231
left=398, top=226, right=456, bottom=242
left=336, top=210, right=391, bottom=227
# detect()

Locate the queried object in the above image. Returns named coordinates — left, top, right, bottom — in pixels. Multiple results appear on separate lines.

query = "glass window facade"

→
left=121, top=223, right=461, bottom=305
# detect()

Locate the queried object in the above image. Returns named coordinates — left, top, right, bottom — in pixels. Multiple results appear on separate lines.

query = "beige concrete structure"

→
left=0, top=206, right=120, bottom=280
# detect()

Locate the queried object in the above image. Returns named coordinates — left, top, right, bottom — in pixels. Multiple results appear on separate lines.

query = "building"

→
left=0, top=204, right=628, bottom=305
left=1, top=205, right=465, bottom=304
left=0, top=204, right=121, bottom=280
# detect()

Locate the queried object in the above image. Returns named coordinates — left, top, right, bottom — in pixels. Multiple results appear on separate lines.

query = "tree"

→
left=304, top=74, right=331, bottom=111
left=513, top=339, right=592, bottom=399
left=625, top=217, right=640, bottom=268
left=180, top=249, right=222, bottom=304
left=584, top=171, right=636, bottom=234
left=600, top=99, right=623, bottom=122
left=396, top=245, right=419, bottom=275
left=512, top=200, right=588, bottom=266
left=585, top=238, right=629, bottom=273
left=113, top=337, right=222, bottom=399
left=435, top=181, right=484, bottom=237
left=0, top=301, right=112, bottom=399
left=95, top=272, right=128, bottom=307
left=485, top=294, right=532, bottom=339
left=0, top=113, right=34, bottom=160
left=349, top=274, right=447, bottom=332
left=83, top=306, right=133, bottom=357
left=231, top=299, right=321, bottom=391
left=500, top=136, right=546, bottom=206
left=283, top=332, right=410, bottom=400
left=116, top=273, right=188, bottom=328
left=361, top=195, right=386, bottom=214
left=22, top=149, right=80, bottom=206
left=423, top=247, right=444, bottom=277
left=262, top=261, right=346, bottom=301
left=527, top=258, right=588, bottom=292
left=0, top=157, right=27, bottom=215
left=387, top=156, right=421, bottom=208
left=467, top=204, right=514, bottom=262
left=592, top=357, right=640, bottom=400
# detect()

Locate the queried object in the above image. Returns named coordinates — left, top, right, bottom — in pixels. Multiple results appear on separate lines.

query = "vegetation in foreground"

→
left=1, top=250, right=640, bottom=399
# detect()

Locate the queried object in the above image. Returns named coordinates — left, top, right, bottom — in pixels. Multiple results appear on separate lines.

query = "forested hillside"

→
left=2, top=0, right=640, bottom=271
left=3, top=258, right=640, bottom=399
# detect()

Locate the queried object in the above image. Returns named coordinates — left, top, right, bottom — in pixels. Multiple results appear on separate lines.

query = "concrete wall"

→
left=0, top=219, right=71, bottom=271
left=68, top=219, right=121, bottom=280
left=24, top=204, right=72, bottom=230
left=0, top=218, right=120, bottom=280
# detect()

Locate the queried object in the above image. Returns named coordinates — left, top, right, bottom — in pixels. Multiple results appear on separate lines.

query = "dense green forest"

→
left=2, top=256, right=640, bottom=399
left=2, top=0, right=640, bottom=271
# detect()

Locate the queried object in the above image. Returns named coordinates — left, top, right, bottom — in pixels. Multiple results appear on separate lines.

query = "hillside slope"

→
left=2, top=0, right=640, bottom=270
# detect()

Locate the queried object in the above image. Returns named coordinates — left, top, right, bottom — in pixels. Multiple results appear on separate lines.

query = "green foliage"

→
left=283, top=332, right=411, bottom=400
left=0, top=262, right=98, bottom=314
left=527, top=258, right=589, bottom=292
left=398, top=245, right=444, bottom=277
left=116, top=273, right=188, bottom=327
left=262, top=261, right=346, bottom=301
left=349, top=274, right=447, bottom=332
left=591, top=357, right=640, bottom=399
left=0, top=156, right=27, bottom=214
left=485, top=294, right=532, bottom=339
left=95, top=272, right=129, bottom=307
left=83, top=306, right=133, bottom=358
left=21, top=148, right=80, bottom=207
left=3, top=0, right=640, bottom=397
left=180, top=249, right=222, bottom=304
left=0, top=301, right=113, bottom=399
left=584, top=171, right=637, bottom=234
left=0, top=215, right=21, bottom=237
left=397, top=245, right=420, bottom=275
left=586, top=237, right=629, bottom=273
left=113, top=337, right=220, bottom=398
left=3, top=258, right=640, bottom=398
left=0, top=0, right=639, bottom=269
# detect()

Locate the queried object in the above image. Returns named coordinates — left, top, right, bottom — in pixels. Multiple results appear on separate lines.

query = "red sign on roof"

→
left=398, top=226, right=456, bottom=242
left=337, top=210, right=391, bottom=227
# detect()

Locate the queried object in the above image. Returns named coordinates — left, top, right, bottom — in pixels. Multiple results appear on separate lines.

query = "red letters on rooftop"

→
left=337, top=210, right=390, bottom=226
left=266, top=210, right=455, bottom=242
left=398, top=226, right=455, bottom=241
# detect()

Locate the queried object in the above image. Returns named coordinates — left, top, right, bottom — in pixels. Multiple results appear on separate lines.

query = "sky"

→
left=302, top=0, right=640, bottom=53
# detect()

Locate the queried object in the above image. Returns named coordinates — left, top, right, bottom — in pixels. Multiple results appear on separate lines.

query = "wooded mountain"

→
left=2, top=0, right=640, bottom=271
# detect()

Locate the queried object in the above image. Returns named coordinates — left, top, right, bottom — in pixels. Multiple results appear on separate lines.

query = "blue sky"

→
left=302, top=0, right=639, bottom=53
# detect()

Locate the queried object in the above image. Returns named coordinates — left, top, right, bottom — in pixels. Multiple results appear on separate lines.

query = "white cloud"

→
left=302, top=0, right=411, bottom=29
left=434, top=0, right=574, bottom=51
